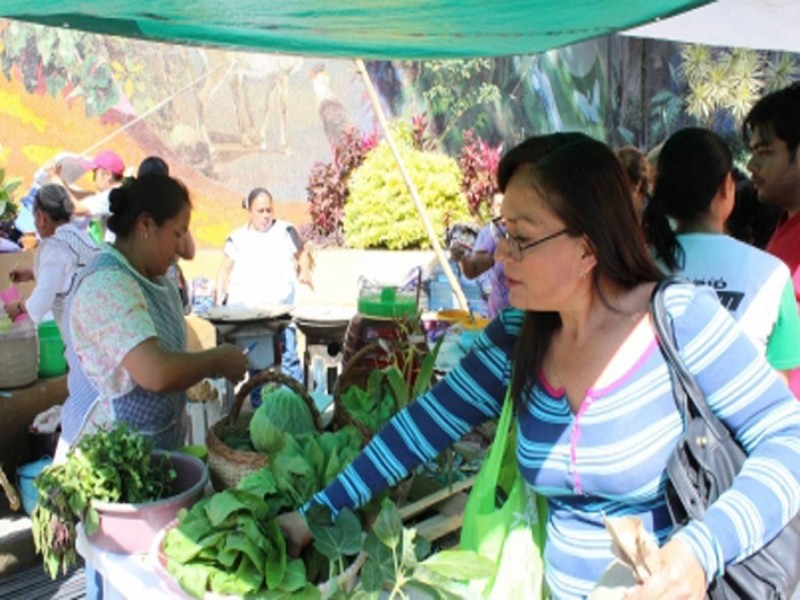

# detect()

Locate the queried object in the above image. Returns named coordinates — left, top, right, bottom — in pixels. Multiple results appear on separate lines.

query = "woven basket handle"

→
left=331, top=341, right=390, bottom=442
left=230, top=369, right=323, bottom=432
left=332, top=341, right=387, bottom=398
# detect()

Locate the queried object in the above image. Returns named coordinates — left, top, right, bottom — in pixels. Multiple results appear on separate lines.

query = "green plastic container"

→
left=37, top=320, right=67, bottom=378
left=356, top=286, right=417, bottom=319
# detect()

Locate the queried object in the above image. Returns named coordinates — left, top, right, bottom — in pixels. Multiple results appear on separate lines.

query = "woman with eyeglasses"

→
left=280, top=134, right=800, bottom=598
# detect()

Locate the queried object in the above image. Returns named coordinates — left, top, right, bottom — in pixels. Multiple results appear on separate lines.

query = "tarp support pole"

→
left=354, top=59, right=470, bottom=313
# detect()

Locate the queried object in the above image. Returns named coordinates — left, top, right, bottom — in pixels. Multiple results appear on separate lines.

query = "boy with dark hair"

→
left=744, top=82, right=800, bottom=398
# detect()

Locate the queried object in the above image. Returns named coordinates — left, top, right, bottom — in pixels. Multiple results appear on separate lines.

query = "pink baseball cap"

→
left=82, top=150, right=125, bottom=176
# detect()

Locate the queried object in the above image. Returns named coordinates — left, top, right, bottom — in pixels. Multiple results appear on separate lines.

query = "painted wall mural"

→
left=1, top=19, right=798, bottom=247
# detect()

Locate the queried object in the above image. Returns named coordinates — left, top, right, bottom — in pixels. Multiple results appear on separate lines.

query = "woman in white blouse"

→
left=5, top=184, right=99, bottom=332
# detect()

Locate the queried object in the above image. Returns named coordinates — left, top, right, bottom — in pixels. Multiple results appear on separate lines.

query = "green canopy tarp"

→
left=2, top=0, right=712, bottom=58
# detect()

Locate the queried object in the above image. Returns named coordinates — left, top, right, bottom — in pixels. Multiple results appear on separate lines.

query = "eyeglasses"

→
left=493, top=218, right=569, bottom=261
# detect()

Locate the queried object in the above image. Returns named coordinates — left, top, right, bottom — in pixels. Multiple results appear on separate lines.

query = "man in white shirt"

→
left=52, top=150, right=125, bottom=243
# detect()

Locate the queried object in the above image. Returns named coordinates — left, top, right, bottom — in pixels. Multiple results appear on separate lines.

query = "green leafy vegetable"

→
left=257, top=385, right=317, bottom=436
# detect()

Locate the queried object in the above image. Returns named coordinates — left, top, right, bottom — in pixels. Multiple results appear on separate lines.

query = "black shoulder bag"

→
left=651, top=278, right=800, bottom=599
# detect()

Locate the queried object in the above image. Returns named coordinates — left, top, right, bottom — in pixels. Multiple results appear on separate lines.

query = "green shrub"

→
left=344, top=133, right=470, bottom=250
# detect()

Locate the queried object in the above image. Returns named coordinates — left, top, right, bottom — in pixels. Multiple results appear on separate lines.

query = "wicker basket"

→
left=0, top=319, right=38, bottom=389
left=206, top=369, right=323, bottom=490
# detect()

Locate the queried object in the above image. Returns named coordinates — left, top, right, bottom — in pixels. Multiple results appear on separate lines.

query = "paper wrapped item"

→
left=590, top=515, right=662, bottom=599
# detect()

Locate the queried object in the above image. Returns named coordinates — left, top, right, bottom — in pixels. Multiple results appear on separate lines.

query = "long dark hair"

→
left=503, top=134, right=663, bottom=407
left=644, top=128, right=732, bottom=271
left=108, top=174, right=191, bottom=238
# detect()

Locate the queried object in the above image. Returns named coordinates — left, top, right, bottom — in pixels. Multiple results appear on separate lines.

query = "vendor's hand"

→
left=623, top=537, right=706, bottom=600
left=9, top=268, right=34, bottom=283
left=214, top=344, right=248, bottom=384
left=450, top=246, right=467, bottom=262
left=278, top=511, right=312, bottom=558
left=3, top=301, right=24, bottom=320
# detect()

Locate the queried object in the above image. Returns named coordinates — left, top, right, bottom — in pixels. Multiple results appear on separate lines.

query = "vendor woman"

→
left=60, top=174, right=248, bottom=452
left=5, top=183, right=98, bottom=330
left=215, top=186, right=312, bottom=383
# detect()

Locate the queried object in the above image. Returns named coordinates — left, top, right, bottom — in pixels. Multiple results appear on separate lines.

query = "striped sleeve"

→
left=305, top=309, right=522, bottom=516
left=665, top=284, right=800, bottom=582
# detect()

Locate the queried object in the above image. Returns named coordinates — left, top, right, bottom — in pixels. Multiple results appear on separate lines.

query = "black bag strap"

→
left=650, top=277, right=730, bottom=441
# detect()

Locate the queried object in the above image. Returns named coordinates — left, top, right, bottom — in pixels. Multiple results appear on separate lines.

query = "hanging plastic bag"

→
left=460, top=388, right=548, bottom=598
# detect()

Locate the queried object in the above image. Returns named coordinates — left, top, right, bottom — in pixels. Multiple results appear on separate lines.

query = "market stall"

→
left=7, top=0, right=780, bottom=597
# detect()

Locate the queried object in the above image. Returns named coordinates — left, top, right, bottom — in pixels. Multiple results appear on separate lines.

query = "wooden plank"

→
left=398, top=475, right=475, bottom=521
left=415, top=513, right=465, bottom=542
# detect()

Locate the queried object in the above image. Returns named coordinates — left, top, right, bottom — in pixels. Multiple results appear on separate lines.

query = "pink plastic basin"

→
left=89, top=450, right=208, bottom=554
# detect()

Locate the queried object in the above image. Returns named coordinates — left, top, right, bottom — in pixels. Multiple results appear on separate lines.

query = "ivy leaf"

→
left=417, top=549, right=495, bottom=581
left=414, top=532, right=431, bottom=562
left=310, top=508, right=362, bottom=562
left=401, top=527, right=419, bottom=568
left=372, top=498, right=402, bottom=550
left=361, top=532, right=396, bottom=592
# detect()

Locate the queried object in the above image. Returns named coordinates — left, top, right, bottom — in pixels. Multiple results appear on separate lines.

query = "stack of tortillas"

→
left=589, top=515, right=662, bottom=599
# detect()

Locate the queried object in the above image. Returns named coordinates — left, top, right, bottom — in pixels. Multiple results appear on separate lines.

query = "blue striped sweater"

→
left=309, top=284, right=800, bottom=598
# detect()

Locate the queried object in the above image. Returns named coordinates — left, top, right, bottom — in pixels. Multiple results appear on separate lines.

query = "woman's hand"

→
left=623, top=537, right=707, bottom=600
left=214, top=344, right=248, bottom=384
left=3, top=301, right=24, bottom=320
left=9, top=268, right=34, bottom=283
left=277, top=511, right=312, bottom=558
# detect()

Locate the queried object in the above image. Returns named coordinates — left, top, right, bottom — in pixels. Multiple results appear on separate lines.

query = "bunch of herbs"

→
left=31, top=424, right=175, bottom=578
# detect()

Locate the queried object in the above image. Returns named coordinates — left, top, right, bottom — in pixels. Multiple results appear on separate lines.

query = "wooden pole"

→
left=354, top=59, right=470, bottom=313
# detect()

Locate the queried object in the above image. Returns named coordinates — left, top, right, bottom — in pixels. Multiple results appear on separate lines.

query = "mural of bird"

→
left=309, top=63, right=354, bottom=157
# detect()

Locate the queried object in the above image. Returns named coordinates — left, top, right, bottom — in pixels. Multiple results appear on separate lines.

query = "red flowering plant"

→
left=411, top=112, right=437, bottom=152
left=305, top=127, right=378, bottom=246
left=458, top=130, right=503, bottom=218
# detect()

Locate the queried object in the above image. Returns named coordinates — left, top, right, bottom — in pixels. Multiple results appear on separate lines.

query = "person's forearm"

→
left=133, top=346, right=228, bottom=393
left=297, top=250, right=312, bottom=283
left=459, top=252, right=494, bottom=279
left=303, top=314, right=518, bottom=516
left=23, top=288, right=55, bottom=324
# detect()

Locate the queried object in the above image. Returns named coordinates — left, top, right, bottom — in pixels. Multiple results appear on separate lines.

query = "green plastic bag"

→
left=460, top=388, right=548, bottom=598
